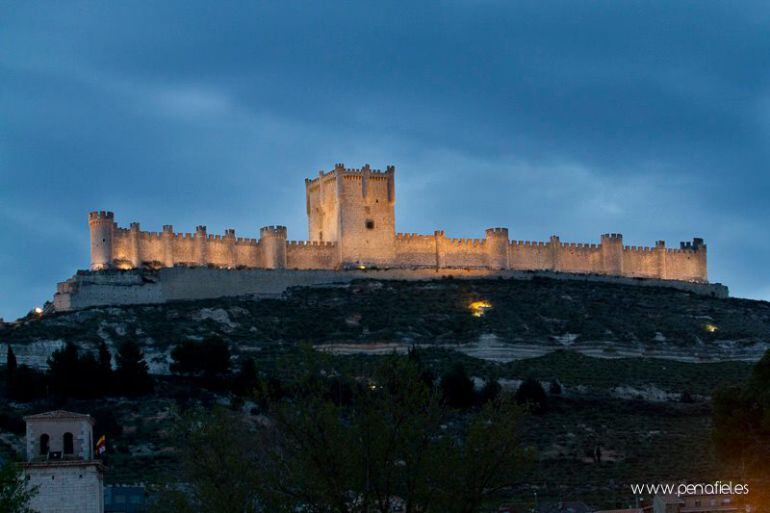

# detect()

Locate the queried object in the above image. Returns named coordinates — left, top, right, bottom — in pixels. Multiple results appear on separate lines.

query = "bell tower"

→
left=23, top=410, right=105, bottom=513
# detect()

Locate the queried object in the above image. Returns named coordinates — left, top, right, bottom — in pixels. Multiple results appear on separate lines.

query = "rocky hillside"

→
left=3, top=276, right=770, bottom=373
left=1, top=276, right=768, bottom=504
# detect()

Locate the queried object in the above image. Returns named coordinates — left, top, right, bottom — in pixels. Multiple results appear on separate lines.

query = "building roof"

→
left=24, top=410, right=94, bottom=423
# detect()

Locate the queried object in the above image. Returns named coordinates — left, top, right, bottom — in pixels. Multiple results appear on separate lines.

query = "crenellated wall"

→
left=87, top=163, right=709, bottom=284
left=286, top=240, right=338, bottom=269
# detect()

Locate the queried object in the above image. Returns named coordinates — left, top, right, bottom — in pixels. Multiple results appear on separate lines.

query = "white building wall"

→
left=26, top=464, right=104, bottom=513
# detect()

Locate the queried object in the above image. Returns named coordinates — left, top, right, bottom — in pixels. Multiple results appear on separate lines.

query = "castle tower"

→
left=162, top=225, right=175, bottom=267
left=128, top=222, right=141, bottom=268
left=305, top=163, right=396, bottom=267
left=260, top=225, right=287, bottom=269
left=485, top=228, right=510, bottom=270
left=225, top=228, right=237, bottom=268
left=88, top=211, right=114, bottom=270
left=194, top=225, right=208, bottom=266
left=680, top=237, right=708, bottom=282
left=23, top=410, right=105, bottom=513
left=654, top=240, right=667, bottom=279
left=692, top=237, right=708, bottom=282
left=600, top=233, right=624, bottom=276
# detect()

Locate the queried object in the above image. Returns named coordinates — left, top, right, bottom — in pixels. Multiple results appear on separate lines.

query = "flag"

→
left=96, top=435, right=106, bottom=456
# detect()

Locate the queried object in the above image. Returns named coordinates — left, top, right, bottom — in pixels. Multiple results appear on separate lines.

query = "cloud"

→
left=2, top=1, right=770, bottom=319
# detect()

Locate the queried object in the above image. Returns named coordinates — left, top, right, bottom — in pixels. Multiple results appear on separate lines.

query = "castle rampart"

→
left=86, top=163, right=708, bottom=284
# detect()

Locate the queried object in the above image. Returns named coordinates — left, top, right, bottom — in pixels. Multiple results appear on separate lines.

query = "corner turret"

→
left=600, top=233, right=623, bottom=276
left=88, top=211, right=115, bottom=270
left=485, top=227, right=509, bottom=270
left=260, top=225, right=288, bottom=269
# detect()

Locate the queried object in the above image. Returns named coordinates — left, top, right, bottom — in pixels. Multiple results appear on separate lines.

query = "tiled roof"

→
left=24, top=410, right=93, bottom=422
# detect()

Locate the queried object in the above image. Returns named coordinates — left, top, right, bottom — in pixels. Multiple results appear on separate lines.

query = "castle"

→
left=87, top=163, right=708, bottom=282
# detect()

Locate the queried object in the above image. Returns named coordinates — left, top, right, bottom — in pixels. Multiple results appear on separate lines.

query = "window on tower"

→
left=63, top=432, right=74, bottom=455
left=40, top=434, right=50, bottom=455
left=365, top=220, right=375, bottom=230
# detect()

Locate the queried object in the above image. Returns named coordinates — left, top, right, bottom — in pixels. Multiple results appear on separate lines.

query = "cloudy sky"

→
left=2, top=2, right=770, bottom=320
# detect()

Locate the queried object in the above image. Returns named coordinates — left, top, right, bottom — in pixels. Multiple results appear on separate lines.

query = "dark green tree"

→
left=6, top=345, right=17, bottom=389
left=170, top=336, right=231, bottom=380
left=478, top=378, right=502, bottom=405
left=440, top=363, right=475, bottom=409
left=0, top=461, right=37, bottom=513
left=232, top=357, right=258, bottom=396
left=115, top=340, right=153, bottom=396
left=158, top=355, right=532, bottom=513
left=515, top=377, right=548, bottom=413
left=47, top=342, right=82, bottom=397
left=151, top=408, right=263, bottom=513
left=712, top=349, right=770, bottom=509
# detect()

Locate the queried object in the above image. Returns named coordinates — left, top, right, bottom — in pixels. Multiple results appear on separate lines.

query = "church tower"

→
left=305, top=163, right=396, bottom=267
left=23, top=410, right=105, bottom=513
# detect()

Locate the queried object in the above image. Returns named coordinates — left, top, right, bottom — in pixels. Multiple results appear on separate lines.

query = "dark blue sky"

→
left=2, top=2, right=770, bottom=320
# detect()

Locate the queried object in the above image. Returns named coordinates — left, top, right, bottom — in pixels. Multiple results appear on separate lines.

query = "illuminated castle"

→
left=88, top=163, right=708, bottom=282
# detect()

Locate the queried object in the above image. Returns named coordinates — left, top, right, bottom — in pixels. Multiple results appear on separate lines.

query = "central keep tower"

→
left=305, top=163, right=396, bottom=267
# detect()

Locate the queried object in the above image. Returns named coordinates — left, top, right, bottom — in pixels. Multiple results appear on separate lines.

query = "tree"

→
left=232, top=358, right=258, bottom=396
left=7, top=366, right=46, bottom=402
left=151, top=408, right=263, bottom=513
left=46, top=342, right=108, bottom=399
left=47, top=342, right=79, bottom=396
left=440, top=363, right=475, bottom=409
left=115, top=341, right=153, bottom=396
left=265, top=356, right=531, bottom=513
left=0, top=461, right=37, bottom=513
left=515, top=377, right=548, bottom=413
left=712, top=349, right=770, bottom=509
left=432, top=397, right=532, bottom=513
left=159, top=355, right=532, bottom=513
left=478, top=378, right=502, bottom=405
left=6, top=346, right=17, bottom=389
left=548, top=380, right=562, bottom=396
left=170, top=336, right=231, bottom=380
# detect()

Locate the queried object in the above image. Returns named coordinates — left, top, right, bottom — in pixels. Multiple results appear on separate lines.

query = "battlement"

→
left=446, top=237, right=485, bottom=247
left=87, top=162, right=709, bottom=283
left=511, top=240, right=549, bottom=247
left=287, top=240, right=336, bottom=247
left=88, top=211, right=114, bottom=222
left=396, top=232, right=436, bottom=241
left=623, top=245, right=656, bottom=253
left=260, top=225, right=288, bottom=238
left=561, top=242, right=599, bottom=249
left=305, top=163, right=396, bottom=186
left=485, top=227, right=509, bottom=237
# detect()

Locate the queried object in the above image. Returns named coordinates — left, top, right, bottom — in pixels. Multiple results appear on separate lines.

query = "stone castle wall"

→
left=86, top=163, right=709, bottom=287
left=54, top=267, right=728, bottom=313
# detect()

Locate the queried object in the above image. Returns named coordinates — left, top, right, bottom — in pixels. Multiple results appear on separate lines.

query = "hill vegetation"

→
left=1, top=276, right=769, bottom=508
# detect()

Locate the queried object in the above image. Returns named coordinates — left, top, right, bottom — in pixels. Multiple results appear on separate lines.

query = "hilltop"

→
left=5, top=276, right=770, bottom=371
left=1, top=276, right=769, bottom=505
